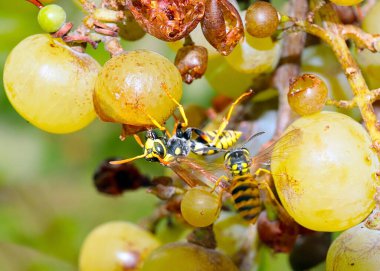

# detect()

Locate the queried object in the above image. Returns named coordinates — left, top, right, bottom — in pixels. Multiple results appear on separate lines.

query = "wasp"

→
left=111, top=89, right=253, bottom=166
left=192, top=128, right=303, bottom=224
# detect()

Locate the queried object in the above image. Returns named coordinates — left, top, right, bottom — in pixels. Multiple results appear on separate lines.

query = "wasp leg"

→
left=192, top=128, right=213, bottom=143
left=210, top=175, right=230, bottom=193
left=211, top=89, right=254, bottom=146
left=133, top=134, right=144, bottom=148
left=109, top=153, right=147, bottom=165
left=256, top=170, right=294, bottom=226
left=161, top=83, right=188, bottom=127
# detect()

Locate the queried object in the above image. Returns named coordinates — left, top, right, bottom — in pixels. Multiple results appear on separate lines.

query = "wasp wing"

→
left=251, top=128, right=302, bottom=172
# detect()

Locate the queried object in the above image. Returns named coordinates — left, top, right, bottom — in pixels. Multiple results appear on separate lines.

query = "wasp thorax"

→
left=167, top=137, right=191, bottom=157
left=225, top=148, right=251, bottom=176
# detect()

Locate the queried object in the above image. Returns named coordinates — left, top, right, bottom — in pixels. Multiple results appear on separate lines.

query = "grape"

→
left=245, top=1, right=279, bottom=38
left=79, top=221, right=161, bottom=271
left=93, top=50, right=182, bottom=127
left=329, top=0, right=363, bottom=6
left=356, top=1, right=380, bottom=89
left=181, top=186, right=220, bottom=228
left=326, top=222, right=380, bottom=270
left=271, top=111, right=378, bottom=231
left=288, top=73, right=328, bottom=116
left=3, top=34, right=100, bottom=133
left=225, top=10, right=281, bottom=74
left=37, top=4, right=66, bottom=33
left=141, top=242, right=238, bottom=271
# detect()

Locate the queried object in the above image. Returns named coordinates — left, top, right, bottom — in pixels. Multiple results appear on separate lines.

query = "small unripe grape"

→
left=3, top=34, right=100, bottom=133
left=93, top=50, right=182, bottom=127
left=330, top=0, right=363, bottom=6
left=288, top=73, right=328, bottom=116
left=245, top=1, right=279, bottom=38
left=326, top=222, right=380, bottom=270
left=181, top=186, right=220, bottom=227
left=141, top=242, right=238, bottom=271
left=38, top=4, right=66, bottom=33
left=79, top=221, right=161, bottom=271
left=271, top=111, right=379, bottom=232
left=118, top=10, right=146, bottom=41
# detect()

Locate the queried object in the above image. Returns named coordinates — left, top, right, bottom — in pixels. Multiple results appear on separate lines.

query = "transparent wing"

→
left=166, top=156, right=230, bottom=190
left=251, top=128, right=303, bottom=172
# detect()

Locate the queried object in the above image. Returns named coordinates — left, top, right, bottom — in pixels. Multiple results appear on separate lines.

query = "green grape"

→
left=37, top=4, right=66, bottom=33
left=118, top=10, right=146, bottom=41
left=93, top=50, right=182, bottom=127
left=245, top=1, right=279, bottom=38
left=79, top=221, right=161, bottom=271
left=271, top=111, right=378, bottom=232
left=356, top=1, right=380, bottom=89
left=326, top=222, right=380, bottom=270
left=225, top=9, right=281, bottom=74
left=329, top=0, right=363, bottom=6
left=141, top=242, right=239, bottom=271
left=3, top=34, right=100, bottom=133
left=180, top=186, right=220, bottom=228
left=288, top=73, right=328, bottom=116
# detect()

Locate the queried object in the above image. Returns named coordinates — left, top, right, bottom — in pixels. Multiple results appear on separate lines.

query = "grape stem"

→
left=25, top=0, right=43, bottom=9
left=326, top=99, right=356, bottom=109
left=287, top=2, right=380, bottom=153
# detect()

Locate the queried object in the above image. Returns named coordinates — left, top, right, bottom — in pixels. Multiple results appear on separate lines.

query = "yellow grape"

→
left=180, top=186, right=220, bottom=228
left=93, top=50, right=182, bottom=127
left=79, top=221, right=161, bottom=271
left=3, top=34, right=100, bottom=133
left=141, top=242, right=238, bottom=271
left=326, top=222, right=380, bottom=270
left=271, top=111, right=378, bottom=232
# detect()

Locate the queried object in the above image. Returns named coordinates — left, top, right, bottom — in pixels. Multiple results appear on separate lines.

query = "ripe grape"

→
left=37, top=4, right=66, bottom=33
left=326, top=222, right=380, bottom=270
left=245, top=1, right=279, bottom=38
left=180, top=186, right=220, bottom=227
left=3, top=34, right=100, bottom=133
left=93, top=50, right=182, bottom=127
left=141, top=242, right=239, bottom=271
left=329, top=0, right=363, bottom=6
left=271, top=111, right=378, bottom=231
left=79, top=221, right=161, bottom=271
left=288, top=73, right=328, bottom=116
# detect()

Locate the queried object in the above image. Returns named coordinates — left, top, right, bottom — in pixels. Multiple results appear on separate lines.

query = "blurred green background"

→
left=0, top=1, right=216, bottom=270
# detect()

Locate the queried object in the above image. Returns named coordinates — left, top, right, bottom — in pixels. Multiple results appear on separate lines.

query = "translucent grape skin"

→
left=180, top=186, right=220, bottom=228
left=326, top=222, right=380, bottom=270
left=3, top=34, right=100, bottom=134
left=79, top=221, right=161, bottom=271
left=271, top=111, right=379, bottom=232
left=37, top=4, right=66, bottom=33
left=141, top=242, right=239, bottom=271
left=288, top=73, right=328, bottom=116
left=245, top=1, right=279, bottom=38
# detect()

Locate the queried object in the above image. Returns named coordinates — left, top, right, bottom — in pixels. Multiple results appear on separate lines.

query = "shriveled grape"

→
left=288, top=73, right=328, bottom=116
left=326, top=222, right=380, bottom=270
left=79, top=221, right=161, bottom=271
left=141, top=242, right=238, bottom=271
left=180, top=186, right=220, bottom=227
left=271, top=111, right=378, bottom=231
left=93, top=50, right=182, bottom=127
left=3, top=34, right=100, bottom=133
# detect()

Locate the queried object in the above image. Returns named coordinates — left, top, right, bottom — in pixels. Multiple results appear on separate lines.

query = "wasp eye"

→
left=153, top=141, right=166, bottom=157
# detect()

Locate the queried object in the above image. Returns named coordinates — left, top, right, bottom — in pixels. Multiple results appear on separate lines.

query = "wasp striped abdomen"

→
left=230, top=175, right=262, bottom=224
left=191, top=130, right=242, bottom=155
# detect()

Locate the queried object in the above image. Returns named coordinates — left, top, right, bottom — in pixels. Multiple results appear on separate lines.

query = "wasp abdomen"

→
left=230, top=176, right=262, bottom=224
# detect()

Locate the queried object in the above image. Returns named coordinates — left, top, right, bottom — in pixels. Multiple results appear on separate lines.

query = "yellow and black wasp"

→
left=111, top=90, right=253, bottom=167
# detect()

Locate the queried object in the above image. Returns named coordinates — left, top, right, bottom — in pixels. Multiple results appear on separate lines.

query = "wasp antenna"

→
left=109, top=154, right=146, bottom=165
left=241, top=131, right=266, bottom=148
